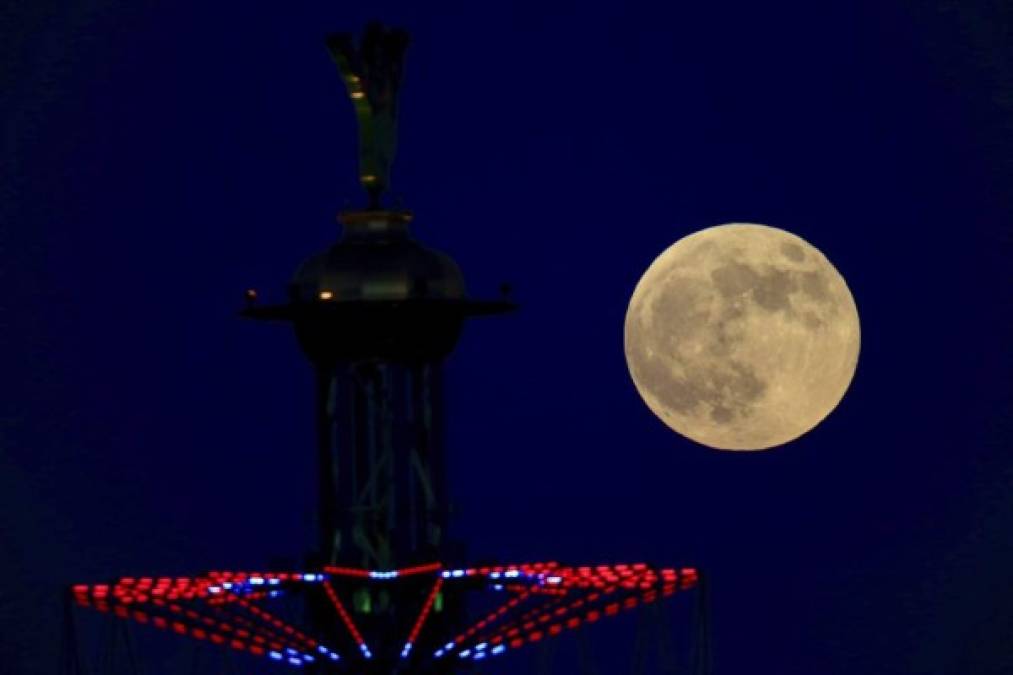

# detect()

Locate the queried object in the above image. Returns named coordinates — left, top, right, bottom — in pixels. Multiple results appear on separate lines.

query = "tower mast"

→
left=243, top=21, right=513, bottom=672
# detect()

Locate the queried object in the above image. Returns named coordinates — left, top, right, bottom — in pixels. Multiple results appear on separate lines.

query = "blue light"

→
left=368, top=570, right=398, bottom=580
left=474, top=652, right=487, bottom=661
left=269, top=590, right=281, bottom=598
left=444, top=642, right=455, bottom=651
left=492, top=645, right=506, bottom=655
left=460, top=650, right=471, bottom=658
left=222, top=582, right=233, bottom=590
left=303, top=655, right=315, bottom=663
left=441, top=571, right=451, bottom=579
left=493, top=584, right=504, bottom=591
left=288, top=657, right=302, bottom=666
left=490, top=571, right=502, bottom=579
left=286, top=648, right=298, bottom=656
left=268, top=651, right=283, bottom=661
left=360, top=644, right=373, bottom=659
left=476, top=642, right=487, bottom=651
left=400, top=643, right=412, bottom=659
left=451, top=570, right=464, bottom=578
left=318, top=646, right=328, bottom=654
left=328, top=653, right=339, bottom=662
left=269, top=578, right=281, bottom=585
left=434, top=649, right=445, bottom=658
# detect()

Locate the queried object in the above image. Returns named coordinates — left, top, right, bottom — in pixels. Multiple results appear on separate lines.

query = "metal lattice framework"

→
left=70, top=561, right=699, bottom=672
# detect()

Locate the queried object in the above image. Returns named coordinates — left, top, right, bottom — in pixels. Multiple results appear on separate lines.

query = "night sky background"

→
left=2, top=1, right=1011, bottom=674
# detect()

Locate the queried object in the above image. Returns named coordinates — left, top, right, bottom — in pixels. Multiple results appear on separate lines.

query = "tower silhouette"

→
left=66, top=22, right=707, bottom=675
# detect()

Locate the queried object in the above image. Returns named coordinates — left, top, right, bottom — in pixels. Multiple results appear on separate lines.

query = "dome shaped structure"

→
left=289, top=210, right=466, bottom=304
left=243, top=210, right=512, bottom=365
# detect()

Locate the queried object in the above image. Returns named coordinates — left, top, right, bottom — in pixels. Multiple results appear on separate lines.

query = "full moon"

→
left=624, top=223, right=860, bottom=451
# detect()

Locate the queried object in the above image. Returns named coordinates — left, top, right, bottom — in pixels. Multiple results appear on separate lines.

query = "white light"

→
left=222, top=582, right=233, bottom=590
left=476, top=642, right=487, bottom=651
left=434, top=649, right=445, bottom=658
left=547, top=576, right=562, bottom=584
left=268, top=578, right=281, bottom=585
left=490, top=572, right=501, bottom=579
left=250, top=577, right=265, bottom=585
left=492, top=645, right=506, bottom=655
left=269, top=651, right=283, bottom=661
left=460, top=649, right=471, bottom=658
left=451, top=570, right=465, bottom=578
left=505, top=570, right=519, bottom=578
left=441, top=571, right=451, bottom=579
left=208, top=586, right=221, bottom=594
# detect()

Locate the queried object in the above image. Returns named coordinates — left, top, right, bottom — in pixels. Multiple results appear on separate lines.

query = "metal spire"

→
left=326, top=22, right=410, bottom=209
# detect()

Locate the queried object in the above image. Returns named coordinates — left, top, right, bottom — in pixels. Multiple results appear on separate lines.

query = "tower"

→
left=242, top=22, right=512, bottom=671
left=66, top=22, right=707, bottom=675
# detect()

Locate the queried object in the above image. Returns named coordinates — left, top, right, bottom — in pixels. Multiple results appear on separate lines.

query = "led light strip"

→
left=322, top=580, right=372, bottom=659
left=400, top=577, right=443, bottom=659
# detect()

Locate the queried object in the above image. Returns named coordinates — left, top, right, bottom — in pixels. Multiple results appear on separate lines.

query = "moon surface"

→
left=624, top=223, right=860, bottom=451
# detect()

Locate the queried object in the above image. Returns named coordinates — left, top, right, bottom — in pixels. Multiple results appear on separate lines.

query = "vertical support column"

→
left=314, top=361, right=448, bottom=568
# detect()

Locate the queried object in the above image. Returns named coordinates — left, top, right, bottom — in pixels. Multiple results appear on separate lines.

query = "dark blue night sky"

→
left=2, top=1, right=1011, bottom=673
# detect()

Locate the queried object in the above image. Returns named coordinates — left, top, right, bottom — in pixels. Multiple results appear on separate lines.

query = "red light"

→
left=323, top=566, right=370, bottom=578
left=397, top=562, right=441, bottom=577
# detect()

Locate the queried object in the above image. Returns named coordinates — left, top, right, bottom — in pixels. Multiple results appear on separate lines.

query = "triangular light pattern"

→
left=71, top=561, right=698, bottom=670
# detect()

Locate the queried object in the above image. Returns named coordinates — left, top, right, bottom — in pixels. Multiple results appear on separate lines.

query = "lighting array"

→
left=72, top=561, right=697, bottom=670
left=434, top=563, right=698, bottom=664
left=70, top=573, right=339, bottom=668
